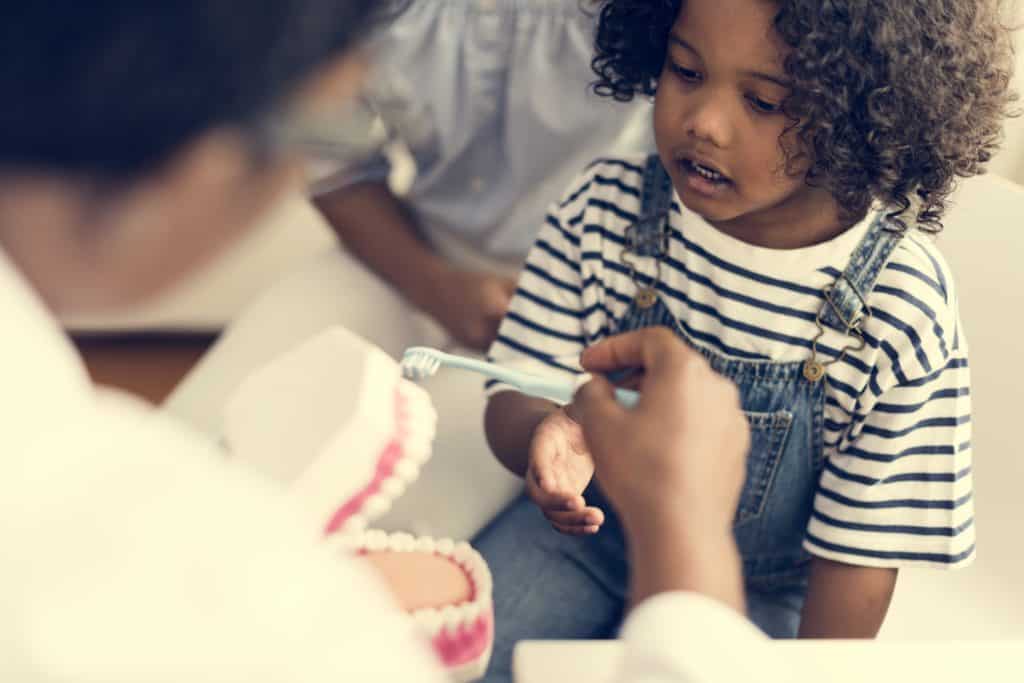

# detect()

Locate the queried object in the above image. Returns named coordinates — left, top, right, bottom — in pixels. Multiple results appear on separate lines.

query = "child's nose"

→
left=682, top=89, right=735, bottom=148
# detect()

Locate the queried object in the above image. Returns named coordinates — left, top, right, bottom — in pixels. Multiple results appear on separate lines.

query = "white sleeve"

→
left=614, top=593, right=787, bottom=683
left=0, top=395, right=447, bottom=683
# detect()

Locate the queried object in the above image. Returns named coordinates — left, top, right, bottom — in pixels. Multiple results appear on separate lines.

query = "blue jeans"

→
left=473, top=490, right=806, bottom=683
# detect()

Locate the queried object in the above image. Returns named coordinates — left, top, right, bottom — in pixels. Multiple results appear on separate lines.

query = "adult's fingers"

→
left=583, top=329, right=714, bottom=411
left=542, top=506, right=605, bottom=528
left=580, top=327, right=690, bottom=374
left=552, top=524, right=601, bottom=536
left=571, top=375, right=629, bottom=443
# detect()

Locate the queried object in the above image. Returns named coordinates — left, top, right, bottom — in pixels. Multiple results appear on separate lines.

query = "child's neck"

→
left=706, top=193, right=861, bottom=250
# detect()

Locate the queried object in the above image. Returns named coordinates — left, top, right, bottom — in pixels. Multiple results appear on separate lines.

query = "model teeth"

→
left=329, top=528, right=494, bottom=651
left=380, top=477, right=407, bottom=498
left=415, top=536, right=437, bottom=553
left=341, top=514, right=367, bottom=533
left=452, top=541, right=473, bottom=565
left=395, top=459, right=420, bottom=480
left=440, top=605, right=459, bottom=625
left=391, top=532, right=416, bottom=552
left=363, top=494, right=391, bottom=518
left=464, top=601, right=482, bottom=623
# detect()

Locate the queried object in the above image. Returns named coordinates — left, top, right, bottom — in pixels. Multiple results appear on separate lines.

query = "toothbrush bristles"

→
left=400, top=350, right=442, bottom=381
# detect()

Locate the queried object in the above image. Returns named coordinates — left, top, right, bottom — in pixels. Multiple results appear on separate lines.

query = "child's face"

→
left=654, top=0, right=837, bottom=245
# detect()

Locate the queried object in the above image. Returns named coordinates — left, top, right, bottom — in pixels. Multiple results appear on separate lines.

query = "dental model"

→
left=222, top=327, right=493, bottom=680
left=333, top=530, right=494, bottom=681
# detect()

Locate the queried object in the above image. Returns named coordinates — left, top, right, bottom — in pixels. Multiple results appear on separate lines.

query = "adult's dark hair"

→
left=591, top=0, right=1017, bottom=232
left=0, top=1, right=387, bottom=178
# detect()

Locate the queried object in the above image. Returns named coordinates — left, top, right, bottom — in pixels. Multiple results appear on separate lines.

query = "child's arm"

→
left=798, top=558, right=898, bottom=638
left=486, top=390, right=603, bottom=534
left=315, top=181, right=515, bottom=350
left=484, top=390, right=560, bottom=478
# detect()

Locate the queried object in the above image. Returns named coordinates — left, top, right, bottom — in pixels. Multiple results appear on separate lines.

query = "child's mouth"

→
left=678, top=158, right=732, bottom=198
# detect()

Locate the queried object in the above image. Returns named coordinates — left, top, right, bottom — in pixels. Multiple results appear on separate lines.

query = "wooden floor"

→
left=73, top=333, right=216, bottom=404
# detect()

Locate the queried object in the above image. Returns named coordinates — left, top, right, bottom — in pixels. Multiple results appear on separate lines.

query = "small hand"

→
left=525, top=408, right=604, bottom=535
left=429, top=268, right=517, bottom=351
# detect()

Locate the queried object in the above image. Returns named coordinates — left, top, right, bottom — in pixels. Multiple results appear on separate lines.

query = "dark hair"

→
left=592, top=0, right=1018, bottom=232
left=0, top=1, right=388, bottom=178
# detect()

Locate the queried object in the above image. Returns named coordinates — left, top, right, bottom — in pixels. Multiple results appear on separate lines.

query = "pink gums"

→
left=353, top=548, right=490, bottom=668
left=324, top=387, right=409, bottom=535
left=433, top=608, right=494, bottom=669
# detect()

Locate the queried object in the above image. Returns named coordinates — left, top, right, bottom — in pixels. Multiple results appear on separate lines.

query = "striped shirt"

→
left=487, top=157, right=975, bottom=570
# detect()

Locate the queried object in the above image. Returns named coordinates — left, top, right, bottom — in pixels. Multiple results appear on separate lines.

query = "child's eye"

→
left=747, top=95, right=781, bottom=114
left=669, top=64, right=702, bottom=83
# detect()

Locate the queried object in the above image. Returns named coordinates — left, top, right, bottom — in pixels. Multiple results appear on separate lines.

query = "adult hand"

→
left=571, top=328, right=750, bottom=610
left=428, top=267, right=516, bottom=351
left=524, top=408, right=603, bottom=535
left=572, top=328, right=749, bottom=536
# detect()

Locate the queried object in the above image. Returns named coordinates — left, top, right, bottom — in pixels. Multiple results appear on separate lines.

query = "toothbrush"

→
left=400, top=346, right=640, bottom=409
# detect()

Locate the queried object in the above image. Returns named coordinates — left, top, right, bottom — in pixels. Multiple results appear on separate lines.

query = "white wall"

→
left=990, top=1, right=1024, bottom=184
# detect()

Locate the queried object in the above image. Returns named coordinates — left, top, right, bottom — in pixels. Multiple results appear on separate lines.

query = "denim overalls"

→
left=475, top=155, right=902, bottom=681
left=611, top=155, right=903, bottom=629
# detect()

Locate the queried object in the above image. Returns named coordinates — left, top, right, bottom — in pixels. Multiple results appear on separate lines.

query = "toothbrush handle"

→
left=523, top=376, right=640, bottom=410
left=613, top=387, right=640, bottom=409
left=438, top=353, right=527, bottom=387
left=433, top=351, right=641, bottom=409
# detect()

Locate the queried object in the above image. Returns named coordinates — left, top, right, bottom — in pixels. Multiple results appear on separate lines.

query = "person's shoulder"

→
left=877, top=230, right=958, bottom=315
left=556, top=155, right=650, bottom=217
left=867, top=229, right=965, bottom=380
left=583, top=155, right=651, bottom=179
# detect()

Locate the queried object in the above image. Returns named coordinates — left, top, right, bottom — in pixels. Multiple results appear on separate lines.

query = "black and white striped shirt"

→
left=487, top=157, right=974, bottom=569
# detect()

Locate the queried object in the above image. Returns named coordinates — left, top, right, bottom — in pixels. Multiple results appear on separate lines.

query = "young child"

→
left=476, top=0, right=1015, bottom=676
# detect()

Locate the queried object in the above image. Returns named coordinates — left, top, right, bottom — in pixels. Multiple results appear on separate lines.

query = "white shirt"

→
left=0, top=248, right=771, bottom=682
left=313, top=0, right=654, bottom=259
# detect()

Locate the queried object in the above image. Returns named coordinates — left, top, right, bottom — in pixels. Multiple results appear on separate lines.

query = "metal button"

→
left=803, top=360, right=825, bottom=383
left=635, top=288, right=657, bottom=309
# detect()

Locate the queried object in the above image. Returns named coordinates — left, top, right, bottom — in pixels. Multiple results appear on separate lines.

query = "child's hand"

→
left=525, top=408, right=604, bottom=535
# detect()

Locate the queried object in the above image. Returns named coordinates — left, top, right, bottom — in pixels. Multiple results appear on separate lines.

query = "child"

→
left=475, top=0, right=1014, bottom=677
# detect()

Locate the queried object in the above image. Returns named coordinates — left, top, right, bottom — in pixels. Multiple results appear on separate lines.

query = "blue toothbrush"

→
left=400, top=346, right=640, bottom=408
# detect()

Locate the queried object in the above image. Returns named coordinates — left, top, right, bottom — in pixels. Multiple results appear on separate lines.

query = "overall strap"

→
left=627, top=155, right=674, bottom=258
left=817, top=213, right=904, bottom=334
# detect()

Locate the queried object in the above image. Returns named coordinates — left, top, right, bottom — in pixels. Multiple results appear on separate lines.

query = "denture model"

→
left=222, top=327, right=493, bottom=680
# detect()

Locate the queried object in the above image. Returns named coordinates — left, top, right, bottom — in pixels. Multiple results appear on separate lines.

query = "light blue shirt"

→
left=316, top=0, right=653, bottom=259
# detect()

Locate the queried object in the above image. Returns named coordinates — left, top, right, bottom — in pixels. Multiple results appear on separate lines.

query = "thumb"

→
left=572, top=375, right=628, bottom=451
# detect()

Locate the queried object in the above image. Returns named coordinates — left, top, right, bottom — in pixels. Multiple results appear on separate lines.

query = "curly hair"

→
left=591, top=0, right=1018, bottom=232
